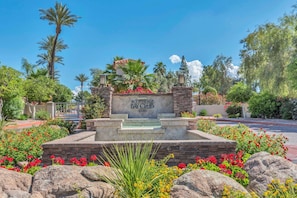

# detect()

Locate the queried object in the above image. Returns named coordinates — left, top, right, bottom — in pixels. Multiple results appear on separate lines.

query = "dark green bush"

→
left=292, top=99, right=297, bottom=120
left=82, top=95, right=105, bottom=119
left=199, top=109, right=208, bottom=116
left=226, top=82, right=255, bottom=103
left=248, top=92, right=280, bottom=119
left=2, top=97, right=24, bottom=120
left=226, top=103, right=242, bottom=118
left=35, top=110, right=50, bottom=120
left=46, top=119, right=77, bottom=134
left=18, top=114, right=28, bottom=120
left=280, top=99, right=293, bottom=120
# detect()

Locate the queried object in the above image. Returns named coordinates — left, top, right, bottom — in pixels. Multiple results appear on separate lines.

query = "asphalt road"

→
left=215, top=121, right=297, bottom=145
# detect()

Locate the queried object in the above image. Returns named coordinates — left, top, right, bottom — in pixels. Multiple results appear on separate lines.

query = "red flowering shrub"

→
left=119, top=86, right=153, bottom=94
left=197, top=120, right=288, bottom=157
left=177, top=162, right=187, bottom=169
left=182, top=151, right=250, bottom=186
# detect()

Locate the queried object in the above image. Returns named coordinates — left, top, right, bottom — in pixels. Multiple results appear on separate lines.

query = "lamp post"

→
left=100, top=74, right=107, bottom=87
left=178, top=73, right=185, bottom=86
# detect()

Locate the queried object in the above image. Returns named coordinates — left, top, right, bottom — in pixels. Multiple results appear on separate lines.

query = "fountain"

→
left=42, top=86, right=236, bottom=165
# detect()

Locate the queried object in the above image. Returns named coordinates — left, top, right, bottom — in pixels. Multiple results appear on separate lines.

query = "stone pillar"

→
left=91, top=86, right=114, bottom=118
left=172, top=86, right=193, bottom=117
left=46, top=102, right=55, bottom=119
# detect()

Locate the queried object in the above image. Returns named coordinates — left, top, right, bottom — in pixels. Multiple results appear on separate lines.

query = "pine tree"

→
left=179, top=55, right=191, bottom=86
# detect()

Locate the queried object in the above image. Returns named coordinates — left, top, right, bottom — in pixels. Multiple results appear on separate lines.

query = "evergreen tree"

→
left=179, top=55, right=191, bottom=86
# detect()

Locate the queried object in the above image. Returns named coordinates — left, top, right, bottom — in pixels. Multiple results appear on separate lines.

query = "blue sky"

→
left=0, top=0, right=296, bottom=92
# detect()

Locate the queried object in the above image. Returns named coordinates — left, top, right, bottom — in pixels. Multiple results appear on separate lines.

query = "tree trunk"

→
left=49, top=33, right=59, bottom=79
left=0, top=98, right=3, bottom=120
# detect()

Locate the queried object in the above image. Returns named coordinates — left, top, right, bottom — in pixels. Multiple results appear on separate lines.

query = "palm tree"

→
left=120, top=60, right=155, bottom=91
left=75, top=74, right=89, bottom=93
left=21, top=58, right=37, bottom=78
left=153, top=62, right=167, bottom=92
left=37, top=36, right=68, bottom=78
left=22, top=58, right=48, bottom=79
left=153, top=62, right=167, bottom=77
left=39, top=2, right=79, bottom=79
left=104, top=56, right=124, bottom=90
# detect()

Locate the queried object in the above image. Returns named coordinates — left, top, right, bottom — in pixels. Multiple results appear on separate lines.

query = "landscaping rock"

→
left=81, top=166, right=117, bottom=181
left=3, top=190, right=31, bottom=198
left=170, top=169, right=250, bottom=198
left=244, top=151, right=297, bottom=195
left=31, top=165, right=115, bottom=198
left=0, top=168, right=32, bottom=195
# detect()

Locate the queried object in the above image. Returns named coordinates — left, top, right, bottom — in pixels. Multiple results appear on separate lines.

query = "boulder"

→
left=170, top=169, right=250, bottom=198
left=0, top=168, right=32, bottom=197
left=244, top=151, right=297, bottom=195
left=31, top=165, right=115, bottom=198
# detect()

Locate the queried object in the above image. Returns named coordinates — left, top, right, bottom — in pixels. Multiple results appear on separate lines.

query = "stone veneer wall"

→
left=42, top=133, right=236, bottom=166
left=172, top=86, right=193, bottom=117
left=112, top=94, right=173, bottom=118
left=91, top=87, right=114, bottom=118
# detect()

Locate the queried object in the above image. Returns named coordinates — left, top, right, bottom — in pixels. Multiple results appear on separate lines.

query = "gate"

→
left=54, top=102, right=83, bottom=120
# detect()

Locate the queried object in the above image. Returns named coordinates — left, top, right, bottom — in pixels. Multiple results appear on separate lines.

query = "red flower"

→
left=27, top=155, right=34, bottom=160
left=206, top=156, right=217, bottom=164
left=177, top=163, right=187, bottom=169
left=6, top=157, right=13, bottom=163
left=104, top=161, right=110, bottom=167
left=55, top=157, right=65, bottom=165
left=90, top=155, right=97, bottom=162
left=50, top=155, right=55, bottom=159
left=218, top=164, right=226, bottom=169
left=70, top=157, right=80, bottom=165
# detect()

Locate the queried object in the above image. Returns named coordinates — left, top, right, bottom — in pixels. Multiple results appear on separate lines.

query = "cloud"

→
left=187, top=60, right=203, bottom=81
left=169, top=54, right=203, bottom=81
left=72, top=86, right=81, bottom=96
left=228, top=63, right=239, bottom=78
left=169, top=55, right=181, bottom=64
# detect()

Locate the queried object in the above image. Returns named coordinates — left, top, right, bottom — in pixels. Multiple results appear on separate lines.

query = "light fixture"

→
left=178, top=73, right=185, bottom=86
left=100, top=74, right=106, bottom=87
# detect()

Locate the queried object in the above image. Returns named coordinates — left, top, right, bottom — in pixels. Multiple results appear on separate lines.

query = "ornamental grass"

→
left=97, top=143, right=181, bottom=198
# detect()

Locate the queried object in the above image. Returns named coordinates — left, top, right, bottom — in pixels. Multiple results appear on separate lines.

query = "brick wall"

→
left=172, top=86, right=193, bottom=117
left=42, top=138, right=236, bottom=166
left=91, top=87, right=114, bottom=118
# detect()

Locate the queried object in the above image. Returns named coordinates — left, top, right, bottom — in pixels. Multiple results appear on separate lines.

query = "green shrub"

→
left=292, top=99, right=297, bottom=120
left=202, top=86, right=217, bottom=95
left=199, top=109, right=207, bottom=116
left=100, top=143, right=163, bottom=198
left=0, top=125, right=68, bottom=164
left=82, top=95, right=105, bottom=119
left=181, top=111, right=197, bottom=118
left=18, top=114, right=28, bottom=120
left=2, top=97, right=24, bottom=120
left=226, top=103, right=242, bottom=118
left=197, top=120, right=288, bottom=157
left=280, top=99, right=293, bottom=120
left=200, top=93, right=223, bottom=105
left=46, top=119, right=77, bottom=134
left=213, top=113, right=222, bottom=118
left=248, top=92, right=280, bottom=118
left=226, top=82, right=255, bottom=103
left=35, top=110, right=50, bottom=120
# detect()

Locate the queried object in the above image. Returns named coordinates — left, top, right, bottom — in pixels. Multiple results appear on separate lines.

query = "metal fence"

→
left=54, top=102, right=83, bottom=120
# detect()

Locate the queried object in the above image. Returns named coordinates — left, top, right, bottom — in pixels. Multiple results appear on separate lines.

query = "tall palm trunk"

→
left=49, top=32, right=59, bottom=79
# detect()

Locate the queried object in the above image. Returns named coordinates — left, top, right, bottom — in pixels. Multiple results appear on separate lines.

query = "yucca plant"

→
left=100, top=143, right=162, bottom=198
